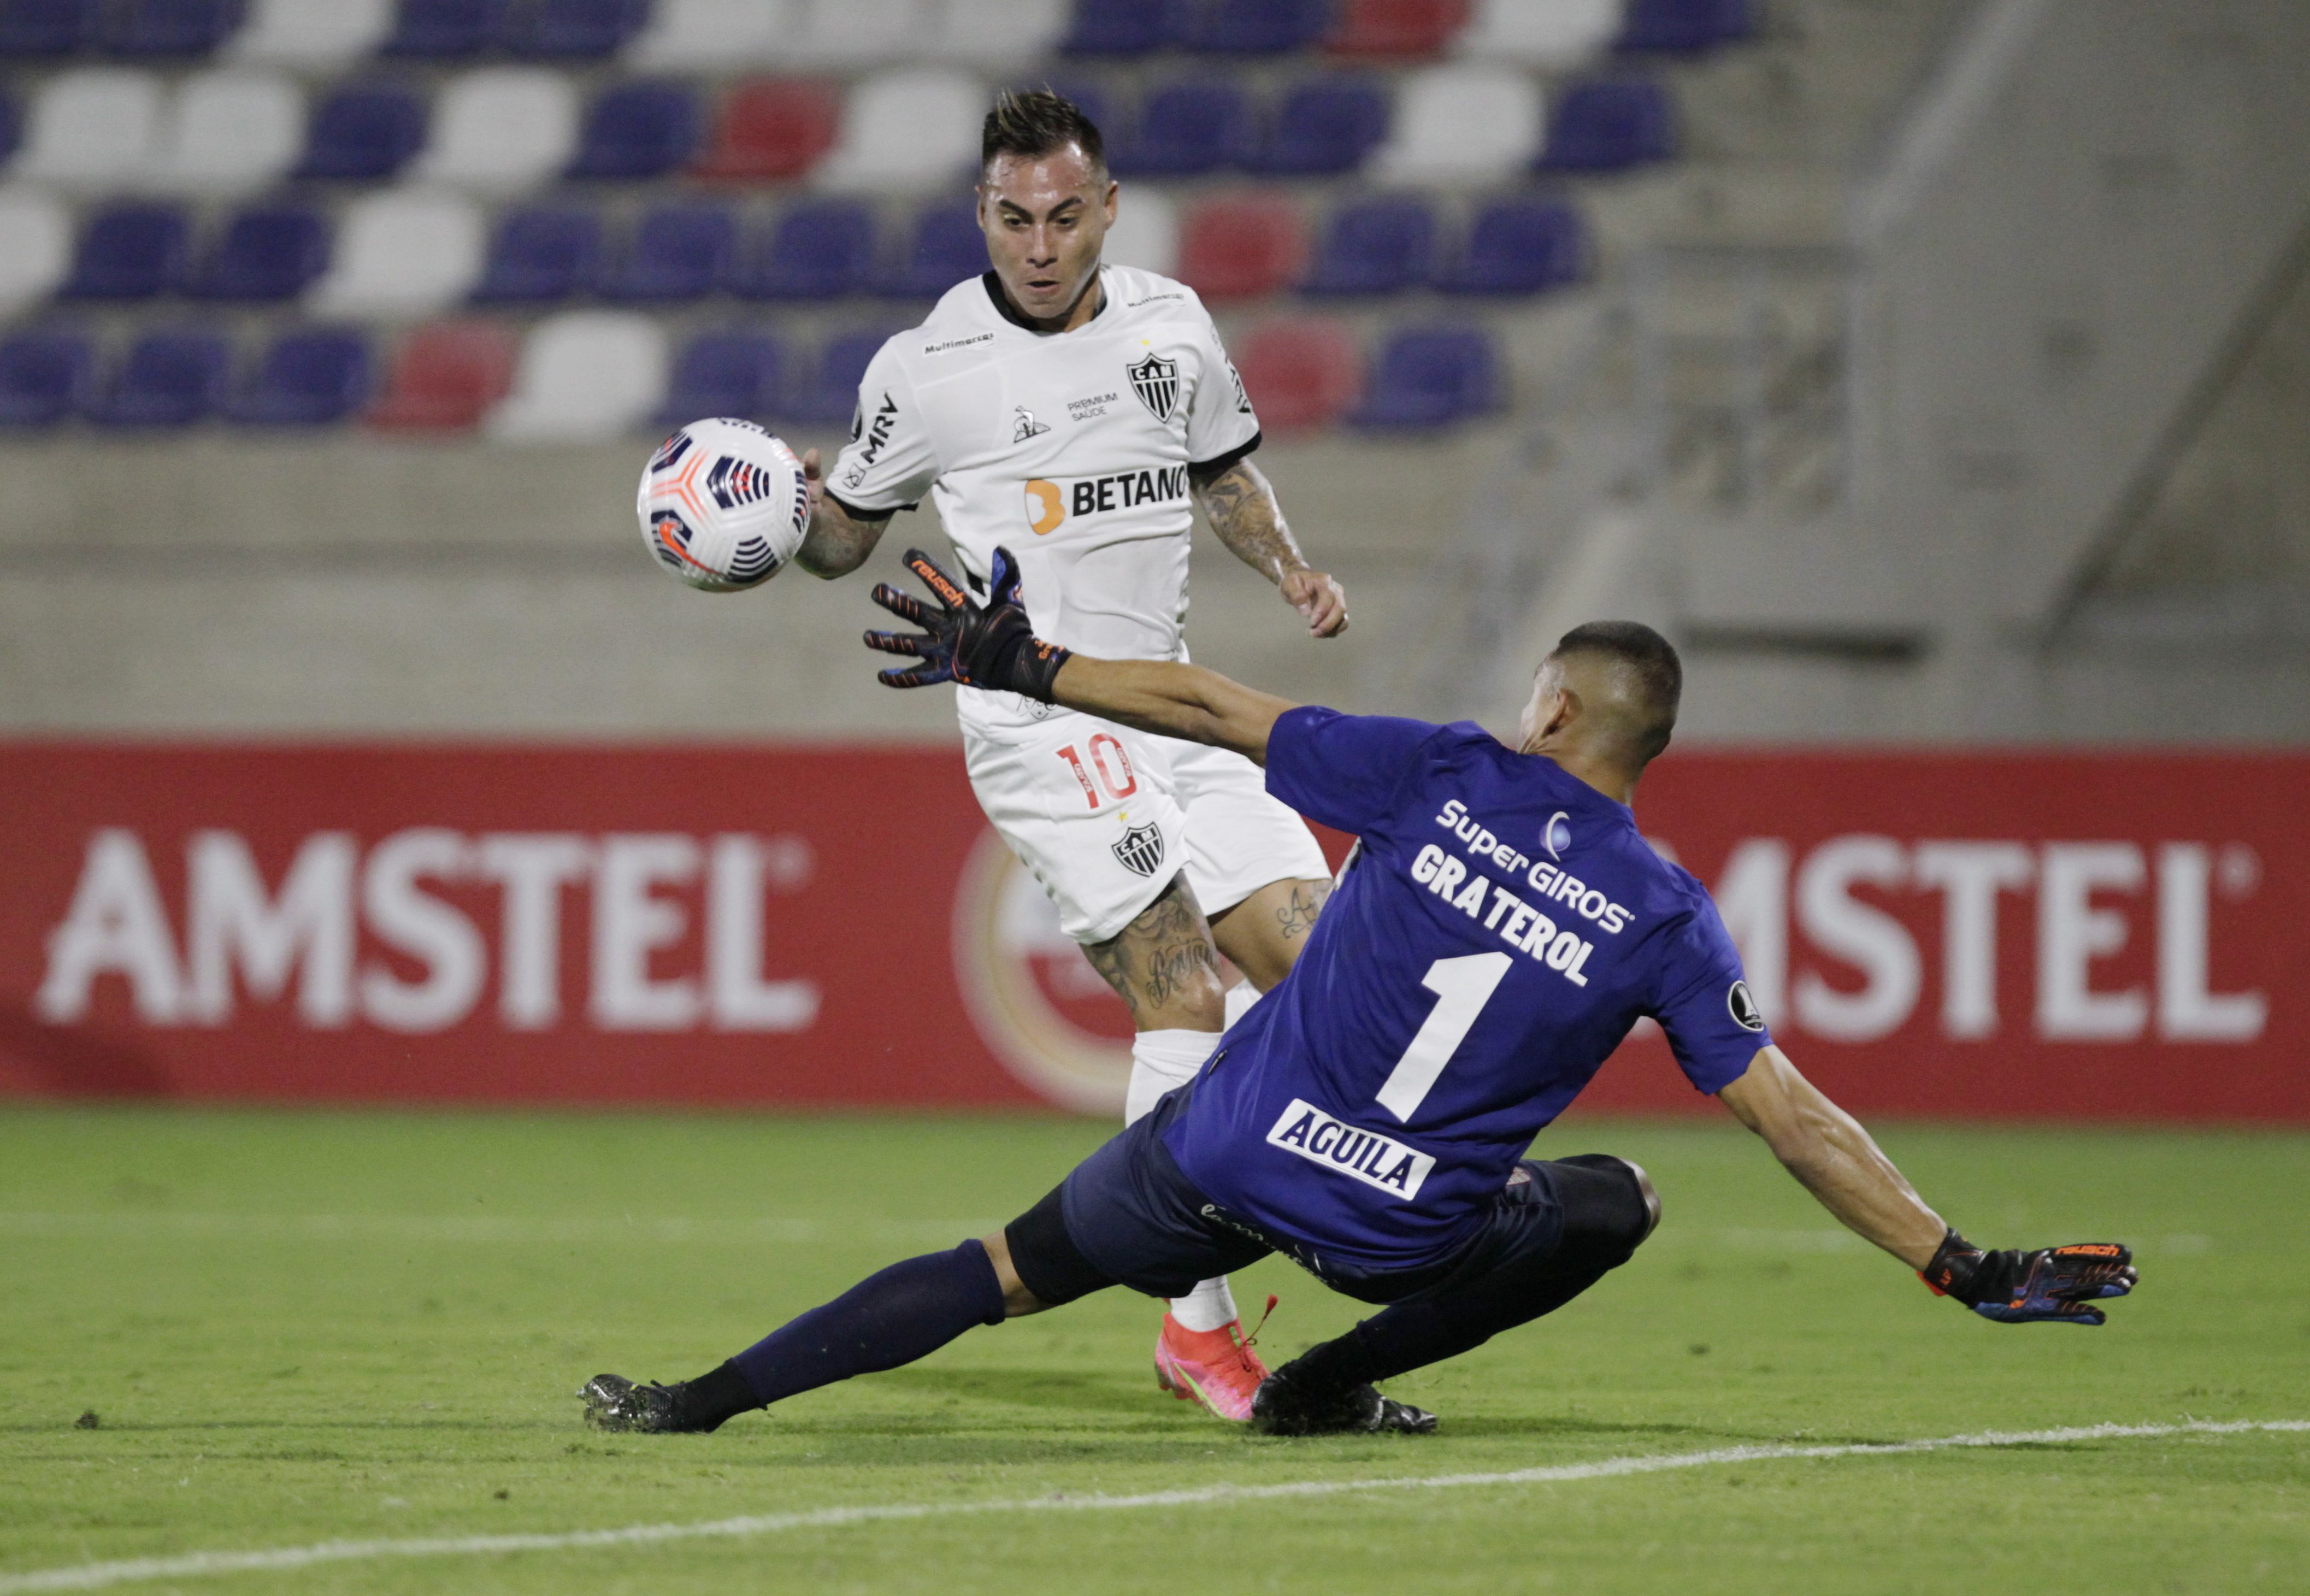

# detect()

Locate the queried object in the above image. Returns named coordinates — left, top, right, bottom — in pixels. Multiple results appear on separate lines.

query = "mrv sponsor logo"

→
left=1265, top=1098, right=1435, bottom=1199
left=1023, top=464, right=1189, bottom=535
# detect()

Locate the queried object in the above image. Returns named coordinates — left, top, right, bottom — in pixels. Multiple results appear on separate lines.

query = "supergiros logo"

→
left=1022, top=465, right=1191, bottom=535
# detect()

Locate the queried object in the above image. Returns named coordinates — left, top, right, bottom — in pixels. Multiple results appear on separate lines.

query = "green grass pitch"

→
left=2, top=1106, right=2305, bottom=1594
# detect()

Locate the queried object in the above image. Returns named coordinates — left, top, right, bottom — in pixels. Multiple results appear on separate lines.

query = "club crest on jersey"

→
left=1112, top=822, right=1165, bottom=877
left=1127, top=352, right=1180, bottom=421
left=1012, top=406, right=1050, bottom=443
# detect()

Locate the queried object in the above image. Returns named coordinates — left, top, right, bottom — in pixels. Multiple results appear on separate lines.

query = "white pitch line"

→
left=0, top=1212, right=1000, bottom=1247
left=5, top=1420, right=2303, bottom=1594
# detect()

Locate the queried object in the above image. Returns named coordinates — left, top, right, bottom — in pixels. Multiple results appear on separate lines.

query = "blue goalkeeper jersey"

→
left=1162, top=707, right=1770, bottom=1272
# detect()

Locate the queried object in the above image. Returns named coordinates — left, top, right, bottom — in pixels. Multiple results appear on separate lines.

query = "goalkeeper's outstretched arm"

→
left=1049, top=657, right=1296, bottom=765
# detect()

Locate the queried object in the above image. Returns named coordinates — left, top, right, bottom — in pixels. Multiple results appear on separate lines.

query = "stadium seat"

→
left=624, top=0, right=786, bottom=69
left=1233, top=317, right=1359, bottom=433
left=1169, top=0, right=1330, bottom=54
left=785, top=326, right=888, bottom=426
left=505, top=0, right=649, bottom=56
left=814, top=67, right=981, bottom=193
left=102, top=0, right=241, bottom=55
left=154, top=69, right=306, bottom=196
left=658, top=327, right=785, bottom=427
left=1177, top=193, right=1305, bottom=302
left=1060, top=0, right=1164, bottom=56
left=226, top=327, right=372, bottom=425
left=487, top=309, right=668, bottom=440
left=60, top=204, right=189, bottom=299
left=596, top=203, right=738, bottom=301
left=411, top=68, right=579, bottom=192
left=0, top=329, right=92, bottom=426
left=0, top=0, right=97, bottom=56
left=0, top=86, right=15, bottom=163
left=366, top=317, right=516, bottom=429
left=294, top=84, right=427, bottom=181
left=1248, top=75, right=1389, bottom=176
left=0, top=187, right=71, bottom=314
left=1457, top=0, right=1617, bottom=66
left=470, top=204, right=599, bottom=303
left=308, top=186, right=485, bottom=318
left=1348, top=325, right=1500, bottom=427
left=731, top=198, right=876, bottom=301
left=929, top=0, right=1069, bottom=66
left=381, top=0, right=508, bottom=57
left=1539, top=78, right=1673, bottom=170
left=231, top=0, right=395, bottom=67
left=566, top=81, right=702, bottom=180
left=785, top=0, right=920, bottom=69
left=85, top=327, right=229, bottom=426
left=883, top=202, right=984, bottom=299
left=1301, top=196, right=1435, bottom=296
left=1618, top=0, right=1751, bottom=54
left=191, top=204, right=330, bottom=301
left=1370, top=62, right=1542, bottom=182
left=691, top=79, right=839, bottom=183
left=16, top=68, right=163, bottom=191
left=1323, top=0, right=1468, bottom=60
left=1434, top=195, right=1584, bottom=295
left=1112, top=80, right=1252, bottom=179
left=1103, top=184, right=1178, bottom=275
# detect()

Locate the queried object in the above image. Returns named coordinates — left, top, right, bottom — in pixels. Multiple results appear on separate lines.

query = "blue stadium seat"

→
left=102, top=0, right=239, bottom=55
left=1539, top=79, right=1674, bottom=170
left=61, top=204, right=190, bottom=300
left=1435, top=197, right=1585, bottom=295
left=1111, top=81, right=1251, bottom=178
left=0, top=0, right=97, bottom=56
left=1348, top=326, right=1501, bottom=428
left=883, top=203, right=985, bottom=299
left=192, top=204, right=331, bottom=301
left=381, top=0, right=507, bottom=57
left=470, top=205, right=599, bottom=303
left=732, top=201, right=876, bottom=302
left=504, top=0, right=649, bottom=57
left=227, top=327, right=373, bottom=425
left=1060, top=0, right=1166, bottom=56
left=1168, top=0, right=1330, bottom=54
left=85, top=327, right=229, bottom=427
left=596, top=203, right=738, bottom=303
left=1248, top=76, right=1389, bottom=176
left=566, top=81, right=701, bottom=180
left=295, top=85, right=427, bottom=181
left=1301, top=196, right=1435, bottom=296
left=787, top=327, right=891, bottom=427
left=0, top=86, right=19, bottom=165
left=0, top=329, right=92, bottom=427
left=658, top=328, right=786, bottom=427
left=1617, top=0, right=1751, bottom=54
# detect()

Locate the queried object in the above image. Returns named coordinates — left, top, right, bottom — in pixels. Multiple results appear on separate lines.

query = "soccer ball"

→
left=637, top=418, right=811, bottom=592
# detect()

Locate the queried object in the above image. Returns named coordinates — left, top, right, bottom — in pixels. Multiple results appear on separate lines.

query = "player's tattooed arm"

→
left=1192, top=460, right=1350, bottom=638
left=1081, top=875, right=1225, bottom=1027
left=795, top=447, right=894, bottom=579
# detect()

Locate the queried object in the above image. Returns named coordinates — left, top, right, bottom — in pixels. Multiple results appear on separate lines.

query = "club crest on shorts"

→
left=1127, top=352, right=1180, bottom=421
left=1111, top=822, right=1165, bottom=877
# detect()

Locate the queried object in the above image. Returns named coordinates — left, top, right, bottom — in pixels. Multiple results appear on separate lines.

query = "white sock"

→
left=1169, top=1274, right=1240, bottom=1334
left=1223, top=979, right=1260, bottom=1029
left=1124, top=1027, right=1219, bottom=1126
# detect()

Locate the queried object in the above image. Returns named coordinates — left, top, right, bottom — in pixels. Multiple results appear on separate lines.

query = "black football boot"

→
left=1249, top=1364, right=1437, bottom=1436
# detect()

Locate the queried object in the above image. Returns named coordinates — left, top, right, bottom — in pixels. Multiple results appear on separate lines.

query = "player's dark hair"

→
left=1551, top=621, right=1682, bottom=764
left=982, top=88, right=1106, bottom=176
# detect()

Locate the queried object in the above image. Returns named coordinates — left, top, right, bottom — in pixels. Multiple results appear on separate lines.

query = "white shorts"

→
left=963, top=711, right=1332, bottom=945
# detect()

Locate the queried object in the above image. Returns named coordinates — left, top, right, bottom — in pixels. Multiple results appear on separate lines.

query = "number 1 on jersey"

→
left=1375, top=953, right=1513, bottom=1122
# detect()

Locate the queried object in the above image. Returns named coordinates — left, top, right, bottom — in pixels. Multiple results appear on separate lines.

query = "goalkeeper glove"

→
left=1920, top=1229, right=2137, bottom=1325
left=864, top=546, right=1071, bottom=701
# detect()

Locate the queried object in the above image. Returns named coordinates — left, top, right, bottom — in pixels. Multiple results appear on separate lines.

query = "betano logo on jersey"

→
left=1022, top=464, right=1191, bottom=535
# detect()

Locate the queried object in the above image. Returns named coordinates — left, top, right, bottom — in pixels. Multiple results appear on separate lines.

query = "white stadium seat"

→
left=814, top=67, right=983, bottom=193
left=488, top=312, right=670, bottom=442
left=1103, top=184, right=1179, bottom=278
left=307, top=187, right=486, bottom=320
left=925, top=0, right=1070, bottom=66
left=410, top=69, right=581, bottom=196
left=1370, top=64, right=1545, bottom=184
left=15, top=69, right=163, bottom=193
left=0, top=187, right=72, bottom=316
left=155, top=70, right=305, bottom=197
left=626, top=0, right=794, bottom=69
left=1457, top=0, right=1622, bottom=67
left=786, top=0, right=926, bottom=69
left=232, top=0, right=395, bottom=68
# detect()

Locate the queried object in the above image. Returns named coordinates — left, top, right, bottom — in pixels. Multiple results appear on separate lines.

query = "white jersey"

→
left=827, top=264, right=1262, bottom=735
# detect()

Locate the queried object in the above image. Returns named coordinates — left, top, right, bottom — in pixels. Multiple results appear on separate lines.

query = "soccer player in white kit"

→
left=791, top=91, right=1349, bottom=1420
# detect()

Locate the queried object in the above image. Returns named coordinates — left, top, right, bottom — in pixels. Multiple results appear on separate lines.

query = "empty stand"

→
left=0, top=328, right=90, bottom=426
left=0, top=0, right=98, bottom=56
left=309, top=186, right=486, bottom=318
left=226, top=327, right=373, bottom=425
left=1234, top=317, right=1359, bottom=433
left=1060, top=0, right=1164, bottom=58
left=470, top=204, right=600, bottom=303
left=1301, top=195, right=1435, bottom=296
left=596, top=202, right=736, bottom=301
left=625, top=0, right=786, bottom=70
left=1435, top=195, right=1584, bottom=295
left=815, top=67, right=980, bottom=193
left=0, top=186, right=72, bottom=314
left=659, top=327, right=785, bottom=426
left=295, top=84, right=427, bottom=181
left=381, top=0, right=508, bottom=58
left=1178, top=193, right=1305, bottom=302
left=1537, top=77, right=1672, bottom=170
left=16, top=67, right=162, bottom=191
left=786, top=326, right=888, bottom=426
left=1324, top=0, right=1469, bottom=61
left=155, top=69, right=306, bottom=196
left=932, top=0, right=1069, bottom=67
left=733, top=199, right=876, bottom=300
left=1350, top=325, right=1500, bottom=426
left=86, top=327, right=229, bottom=426
left=1112, top=80, right=1252, bottom=178
left=1249, top=74, right=1390, bottom=176
left=1371, top=62, right=1541, bottom=182
left=410, top=68, right=578, bottom=192
left=565, top=80, right=702, bottom=180
left=60, top=204, right=188, bottom=299
left=1171, top=0, right=1331, bottom=56
left=884, top=202, right=984, bottom=299
left=0, top=86, right=14, bottom=163
left=691, top=79, right=839, bottom=183
left=366, top=317, right=516, bottom=429
left=1103, top=184, right=1179, bottom=276
left=786, top=0, right=920, bottom=70
left=1617, top=0, right=1750, bottom=54
left=487, top=309, right=668, bottom=440
left=104, top=0, right=241, bottom=56
left=1456, top=0, right=1618, bottom=66
left=505, top=0, right=649, bottom=58
left=192, top=204, right=330, bottom=301
left=232, top=0, right=396, bottom=67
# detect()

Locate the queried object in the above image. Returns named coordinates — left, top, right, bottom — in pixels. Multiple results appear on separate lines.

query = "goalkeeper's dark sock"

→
left=1275, top=1324, right=1386, bottom=1394
left=726, top=1240, right=1009, bottom=1409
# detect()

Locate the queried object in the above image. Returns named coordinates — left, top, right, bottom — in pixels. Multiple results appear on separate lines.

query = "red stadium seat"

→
left=1177, top=194, right=1306, bottom=303
left=366, top=320, right=518, bottom=432
left=692, top=79, right=840, bottom=183
left=1325, top=0, right=1471, bottom=59
left=1235, top=319, right=1361, bottom=433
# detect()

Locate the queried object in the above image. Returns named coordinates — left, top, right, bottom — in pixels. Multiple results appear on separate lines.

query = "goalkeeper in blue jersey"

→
left=582, top=551, right=2136, bottom=1438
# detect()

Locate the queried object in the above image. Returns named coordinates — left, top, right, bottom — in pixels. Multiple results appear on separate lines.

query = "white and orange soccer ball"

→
left=636, top=417, right=811, bottom=592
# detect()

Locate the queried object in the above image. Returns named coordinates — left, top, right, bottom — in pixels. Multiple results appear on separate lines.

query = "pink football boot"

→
left=1153, top=1295, right=1276, bottom=1422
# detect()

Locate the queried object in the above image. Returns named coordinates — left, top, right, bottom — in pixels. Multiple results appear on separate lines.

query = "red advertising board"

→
left=0, top=743, right=2299, bottom=1120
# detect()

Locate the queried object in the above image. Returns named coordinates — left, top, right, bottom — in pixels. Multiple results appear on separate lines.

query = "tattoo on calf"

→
left=1080, top=874, right=1220, bottom=1023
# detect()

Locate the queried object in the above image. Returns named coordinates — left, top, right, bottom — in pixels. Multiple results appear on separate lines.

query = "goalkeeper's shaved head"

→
left=1519, top=621, right=1682, bottom=794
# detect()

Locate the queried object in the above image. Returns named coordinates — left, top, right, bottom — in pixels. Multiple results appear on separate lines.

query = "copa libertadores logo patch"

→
left=1127, top=352, right=1179, bottom=421
left=1728, top=980, right=1766, bottom=1032
left=1111, top=822, right=1165, bottom=877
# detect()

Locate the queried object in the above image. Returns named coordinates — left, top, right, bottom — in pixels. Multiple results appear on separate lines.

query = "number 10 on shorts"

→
left=1055, top=734, right=1140, bottom=809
